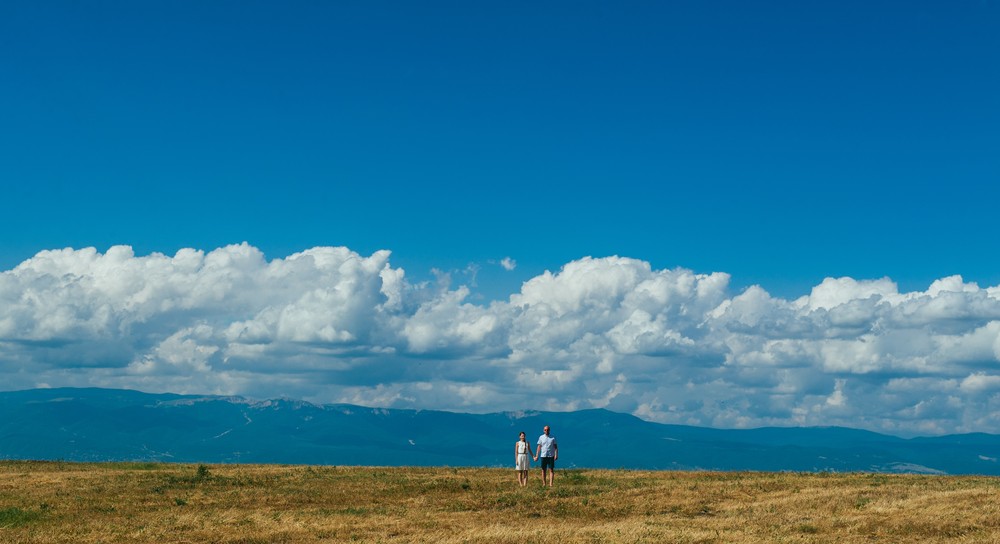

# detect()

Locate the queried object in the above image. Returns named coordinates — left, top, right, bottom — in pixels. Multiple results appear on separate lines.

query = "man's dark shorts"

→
left=540, top=457, right=555, bottom=470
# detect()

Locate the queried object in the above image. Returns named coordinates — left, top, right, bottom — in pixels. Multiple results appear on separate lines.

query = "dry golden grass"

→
left=2, top=461, right=1000, bottom=543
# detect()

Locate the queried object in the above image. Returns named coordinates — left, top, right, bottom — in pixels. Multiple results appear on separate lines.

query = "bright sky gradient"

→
left=2, top=2, right=999, bottom=436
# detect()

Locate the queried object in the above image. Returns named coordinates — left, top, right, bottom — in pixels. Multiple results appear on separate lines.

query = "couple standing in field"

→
left=515, top=425, right=558, bottom=487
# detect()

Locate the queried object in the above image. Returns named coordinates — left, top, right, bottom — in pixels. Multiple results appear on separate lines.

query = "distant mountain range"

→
left=3, top=387, right=1000, bottom=474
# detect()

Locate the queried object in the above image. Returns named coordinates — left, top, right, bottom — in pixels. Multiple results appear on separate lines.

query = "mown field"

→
left=2, top=461, right=1000, bottom=543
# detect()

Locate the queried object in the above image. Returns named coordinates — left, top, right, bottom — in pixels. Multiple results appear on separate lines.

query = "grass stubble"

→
left=2, top=461, right=1000, bottom=543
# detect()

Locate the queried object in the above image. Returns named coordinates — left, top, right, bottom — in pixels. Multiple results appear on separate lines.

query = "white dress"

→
left=515, top=441, right=530, bottom=470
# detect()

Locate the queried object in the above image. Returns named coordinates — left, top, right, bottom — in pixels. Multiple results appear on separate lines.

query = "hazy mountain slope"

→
left=2, top=388, right=1000, bottom=474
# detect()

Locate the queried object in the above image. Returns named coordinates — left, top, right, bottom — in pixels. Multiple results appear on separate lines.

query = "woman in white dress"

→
left=515, top=431, right=531, bottom=487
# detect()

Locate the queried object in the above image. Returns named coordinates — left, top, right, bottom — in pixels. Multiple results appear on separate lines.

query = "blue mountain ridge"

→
left=2, top=387, right=999, bottom=474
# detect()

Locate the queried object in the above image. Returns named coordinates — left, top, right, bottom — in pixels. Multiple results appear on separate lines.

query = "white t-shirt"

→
left=537, top=434, right=557, bottom=457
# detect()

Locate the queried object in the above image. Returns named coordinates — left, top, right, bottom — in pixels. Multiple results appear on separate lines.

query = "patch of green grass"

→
left=0, top=507, right=44, bottom=528
left=494, top=493, right=519, bottom=509
left=798, top=523, right=820, bottom=534
left=561, top=470, right=590, bottom=484
left=159, top=464, right=220, bottom=488
left=337, top=507, right=370, bottom=516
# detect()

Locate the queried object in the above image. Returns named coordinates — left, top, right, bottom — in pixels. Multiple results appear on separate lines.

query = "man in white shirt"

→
left=534, top=425, right=558, bottom=487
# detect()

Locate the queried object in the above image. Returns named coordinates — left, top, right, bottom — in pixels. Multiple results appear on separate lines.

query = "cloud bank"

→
left=3, top=244, right=1000, bottom=436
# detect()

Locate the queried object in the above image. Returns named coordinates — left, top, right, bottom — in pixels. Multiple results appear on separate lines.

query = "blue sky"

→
left=4, top=1, right=998, bottom=296
left=2, top=2, right=1000, bottom=435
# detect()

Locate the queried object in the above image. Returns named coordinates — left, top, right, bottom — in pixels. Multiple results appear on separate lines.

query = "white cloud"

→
left=800, top=276, right=899, bottom=312
left=3, top=245, right=1000, bottom=435
left=500, top=257, right=517, bottom=271
left=960, top=372, right=1000, bottom=394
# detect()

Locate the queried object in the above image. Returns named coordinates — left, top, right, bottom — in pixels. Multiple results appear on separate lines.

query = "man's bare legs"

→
left=540, top=467, right=554, bottom=487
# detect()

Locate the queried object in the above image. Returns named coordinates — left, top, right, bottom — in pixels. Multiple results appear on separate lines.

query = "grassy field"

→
left=2, top=461, right=1000, bottom=543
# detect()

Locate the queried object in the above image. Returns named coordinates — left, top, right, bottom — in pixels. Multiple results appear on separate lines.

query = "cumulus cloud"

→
left=3, top=244, right=1000, bottom=435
